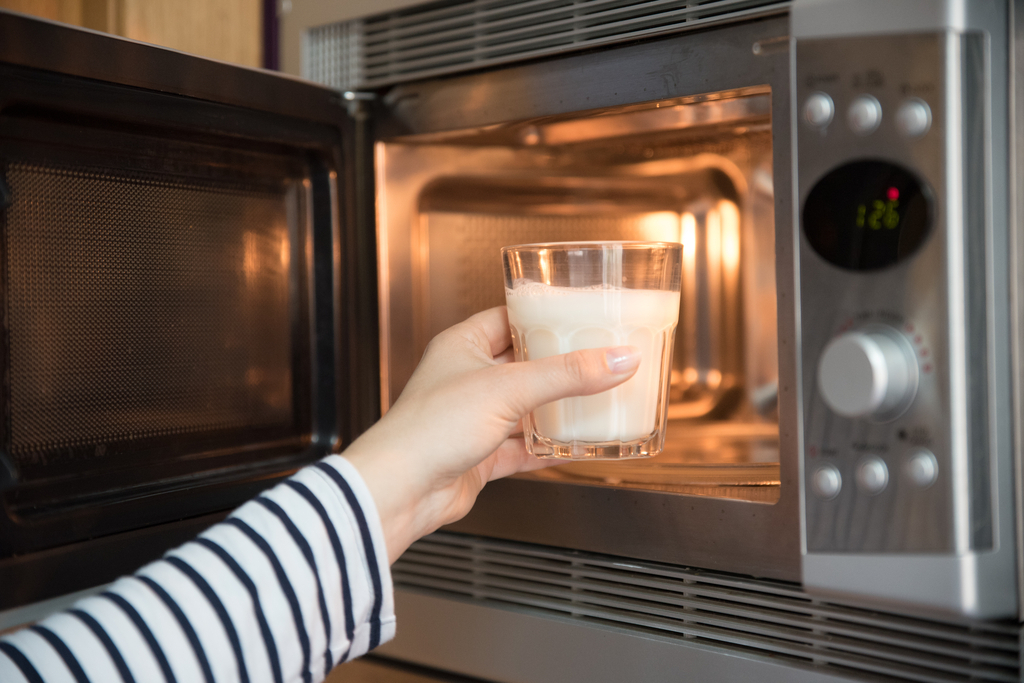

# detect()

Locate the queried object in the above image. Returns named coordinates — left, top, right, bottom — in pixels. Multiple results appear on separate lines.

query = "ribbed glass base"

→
left=527, top=431, right=661, bottom=460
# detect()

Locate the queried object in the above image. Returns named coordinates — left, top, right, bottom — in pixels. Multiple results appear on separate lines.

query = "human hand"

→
left=343, top=306, right=641, bottom=563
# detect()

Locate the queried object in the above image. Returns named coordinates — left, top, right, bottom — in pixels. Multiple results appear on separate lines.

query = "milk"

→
left=505, top=284, right=680, bottom=443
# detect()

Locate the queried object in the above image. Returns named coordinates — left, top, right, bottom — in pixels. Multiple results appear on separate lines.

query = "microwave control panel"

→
left=795, top=32, right=991, bottom=556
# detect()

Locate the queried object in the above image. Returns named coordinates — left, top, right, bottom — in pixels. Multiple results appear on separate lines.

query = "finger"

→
left=493, top=346, right=515, bottom=365
left=460, top=306, right=513, bottom=358
left=511, top=416, right=524, bottom=435
left=495, top=345, right=641, bottom=419
left=483, top=437, right=554, bottom=481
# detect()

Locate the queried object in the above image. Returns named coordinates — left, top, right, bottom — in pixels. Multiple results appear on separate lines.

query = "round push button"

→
left=896, top=98, right=932, bottom=138
left=811, top=465, right=842, bottom=500
left=856, top=457, right=889, bottom=495
left=848, top=95, right=882, bottom=135
left=804, top=92, right=835, bottom=128
left=905, top=448, right=938, bottom=488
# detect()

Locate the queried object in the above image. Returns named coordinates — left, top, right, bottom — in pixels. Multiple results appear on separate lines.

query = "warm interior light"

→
left=638, top=211, right=681, bottom=242
left=706, top=206, right=722, bottom=272
left=718, top=200, right=741, bottom=274
left=680, top=212, right=697, bottom=262
left=680, top=212, right=698, bottom=390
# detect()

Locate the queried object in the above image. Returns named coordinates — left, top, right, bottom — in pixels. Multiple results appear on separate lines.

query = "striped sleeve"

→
left=0, top=455, right=396, bottom=683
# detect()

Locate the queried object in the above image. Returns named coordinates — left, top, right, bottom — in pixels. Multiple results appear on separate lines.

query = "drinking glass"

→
left=502, top=241, right=682, bottom=459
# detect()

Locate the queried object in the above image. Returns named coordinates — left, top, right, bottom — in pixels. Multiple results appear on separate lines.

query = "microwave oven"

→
left=3, top=0, right=1024, bottom=680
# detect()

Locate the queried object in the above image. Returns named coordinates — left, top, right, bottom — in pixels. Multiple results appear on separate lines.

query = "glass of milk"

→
left=502, top=241, right=682, bottom=459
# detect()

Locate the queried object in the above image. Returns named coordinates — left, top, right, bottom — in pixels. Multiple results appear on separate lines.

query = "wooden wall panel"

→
left=0, top=0, right=82, bottom=25
left=0, top=0, right=263, bottom=68
left=120, top=0, right=261, bottom=68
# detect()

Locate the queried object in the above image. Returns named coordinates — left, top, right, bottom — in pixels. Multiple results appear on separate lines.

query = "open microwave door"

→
left=0, top=11, right=377, bottom=609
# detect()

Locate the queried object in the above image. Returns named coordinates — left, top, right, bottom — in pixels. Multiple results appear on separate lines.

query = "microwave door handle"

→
left=339, top=93, right=383, bottom=439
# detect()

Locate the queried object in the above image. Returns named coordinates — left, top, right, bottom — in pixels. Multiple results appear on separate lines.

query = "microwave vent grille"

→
left=304, top=0, right=789, bottom=91
left=394, top=533, right=1021, bottom=682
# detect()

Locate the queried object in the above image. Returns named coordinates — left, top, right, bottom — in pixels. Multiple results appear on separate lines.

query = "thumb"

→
left=497, top=346, right=642, bottom=418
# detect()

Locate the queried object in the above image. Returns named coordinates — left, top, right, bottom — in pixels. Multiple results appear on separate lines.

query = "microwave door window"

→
left=5, top=165, right=295, bottom=461
left=0, top=110, right=321, bottom=522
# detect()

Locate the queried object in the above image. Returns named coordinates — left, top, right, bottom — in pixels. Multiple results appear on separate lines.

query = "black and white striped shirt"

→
left=0, top=455, right=396, bottom=683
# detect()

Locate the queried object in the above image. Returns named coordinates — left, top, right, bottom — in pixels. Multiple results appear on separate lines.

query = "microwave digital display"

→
left=802, top=160, right=932, bottom=270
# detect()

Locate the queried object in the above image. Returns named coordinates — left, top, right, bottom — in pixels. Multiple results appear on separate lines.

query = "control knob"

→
left=817, top=327, right=918, bottom=420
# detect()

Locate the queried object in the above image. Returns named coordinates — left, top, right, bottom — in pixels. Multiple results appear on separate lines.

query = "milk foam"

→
left=506, top=285, right=680, bottom=443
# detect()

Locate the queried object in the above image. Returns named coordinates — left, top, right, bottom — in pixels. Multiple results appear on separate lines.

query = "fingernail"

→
left=605, top=346, right=641, bottom=373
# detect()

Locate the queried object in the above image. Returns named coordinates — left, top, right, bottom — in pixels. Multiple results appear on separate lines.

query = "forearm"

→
left=0, top=456, right=395, bottom=683
left=0, top=305, right=636, bottom=682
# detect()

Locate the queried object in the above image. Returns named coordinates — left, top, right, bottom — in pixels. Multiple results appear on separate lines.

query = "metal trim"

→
left=1009, top=0, right=1024, bottom=623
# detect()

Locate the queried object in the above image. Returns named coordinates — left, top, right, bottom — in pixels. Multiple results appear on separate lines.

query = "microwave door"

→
left=0, top=11, right=374, bottom=609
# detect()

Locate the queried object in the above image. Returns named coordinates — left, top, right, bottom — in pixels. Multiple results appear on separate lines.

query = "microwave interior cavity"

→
left=378, top=87, right=778, bottom=502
